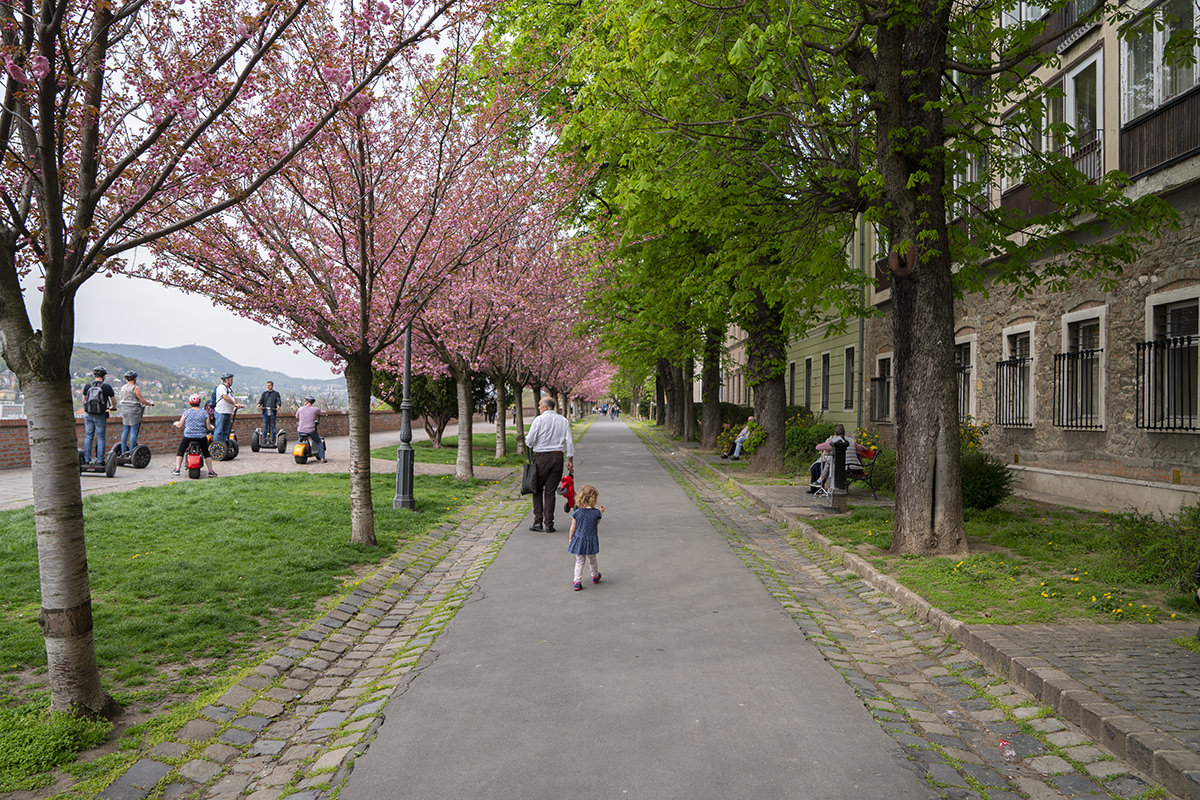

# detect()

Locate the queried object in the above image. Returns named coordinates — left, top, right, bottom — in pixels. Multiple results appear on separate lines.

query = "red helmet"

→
left=188, top=394, right=202, bottom=405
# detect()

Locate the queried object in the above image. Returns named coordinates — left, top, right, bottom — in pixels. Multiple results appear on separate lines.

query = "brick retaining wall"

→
left=0, top=410, right=409, bottom=470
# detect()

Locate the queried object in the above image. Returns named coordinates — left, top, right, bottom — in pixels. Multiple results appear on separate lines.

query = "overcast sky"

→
left=68, top=273, right=335, bottom=380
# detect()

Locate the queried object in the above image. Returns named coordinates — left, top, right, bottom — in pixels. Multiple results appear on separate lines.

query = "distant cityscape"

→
left=0, top=343, right=347, bottom=418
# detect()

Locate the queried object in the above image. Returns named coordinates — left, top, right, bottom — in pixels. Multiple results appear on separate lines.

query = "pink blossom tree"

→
left=0, top=0, right=464, bottom=716
left=148, top=26, right=545, bottom=546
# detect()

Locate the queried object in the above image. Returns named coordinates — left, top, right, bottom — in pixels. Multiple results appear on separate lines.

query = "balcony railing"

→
left=1060, top=128, right=1102, bottom=183
left=995, top=357, right=1034, bottom=427
left=1136, top=336, right=1199, bottom=431
left=1052, top=349, right=1103, bottom=429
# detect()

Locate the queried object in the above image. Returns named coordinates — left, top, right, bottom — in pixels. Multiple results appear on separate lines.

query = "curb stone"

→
left=634, top=425, right=1181, bottom=800
left=99, top=476, right=526, bottom=800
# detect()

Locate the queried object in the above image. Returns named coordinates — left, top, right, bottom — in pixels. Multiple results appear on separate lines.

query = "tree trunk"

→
left=343, top=357, right=377, bottom=546
left=873, top=4, right=967, bottom=555
left=453, top=367, right=474, bottom=480
left=26, top=379, right=119, bottom=718
left=744, top=288, right=786, bottom=473
left=682, top=357, right=696, bottom=441
left=700, top=326, right=722, bottom=449
left=512, top=377, right=526, bottom=451
left=494, top=378, right=508, bottom=458
left=655, top=359, right=668, bottom=426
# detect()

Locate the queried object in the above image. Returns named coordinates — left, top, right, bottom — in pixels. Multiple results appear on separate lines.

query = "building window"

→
left=1053, top=311, right=1105, bottom=429
left=1122, top=0, right=1200, bottom=124
left=955, top=339, right=975, bottom=423
left=789, top=361, right=796, bottom=407
left=1045, top=54, right=1102, bottom=181
left=996, top=325, right=1035, bottom=427
left=1137, top=292, right=1198, bottom=431
left=871, top=356, right=892, bottom=423
left=821, top=353, right=830, bottom=411
left=844, top=347, right=856, bottom=410
left=804, top=357, right=813, bottom=409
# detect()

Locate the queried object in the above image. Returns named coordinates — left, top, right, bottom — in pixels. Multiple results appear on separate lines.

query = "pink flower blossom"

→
left=346, top=92, right=372, bottom=115
left=236, top=21, right=249, bottom=37
left=28, top=55, right=49, bottom=80
left=4, top=57, right=29, bottom=84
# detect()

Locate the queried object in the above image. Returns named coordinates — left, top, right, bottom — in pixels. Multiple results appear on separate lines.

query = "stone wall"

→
left=0, top=410, right=409, bottom=470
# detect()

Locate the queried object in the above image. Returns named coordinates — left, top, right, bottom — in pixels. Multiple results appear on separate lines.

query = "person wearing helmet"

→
left=116, top=370, right=154, bottom=456
left=80, top=367, right=116, bottom=465
left=212, top=373, right=244, bottom=450
left=172, top=393, right=216, bottom=476
left=295, top=395, right=326, bottom=462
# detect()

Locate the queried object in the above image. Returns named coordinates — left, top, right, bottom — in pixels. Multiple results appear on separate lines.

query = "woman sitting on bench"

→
left=807, top=423, right=863, bottom=494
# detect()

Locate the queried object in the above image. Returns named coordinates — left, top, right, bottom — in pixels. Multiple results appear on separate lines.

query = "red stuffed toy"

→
left=557, top=472, right=576, bottom=513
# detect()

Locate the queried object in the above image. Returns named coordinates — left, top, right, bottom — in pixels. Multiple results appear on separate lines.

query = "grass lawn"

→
left=0, top=471, right=496, bottom=792
left=371, top=432, right=525, bottom=468
left=807, top=500, right=1200, bottom=626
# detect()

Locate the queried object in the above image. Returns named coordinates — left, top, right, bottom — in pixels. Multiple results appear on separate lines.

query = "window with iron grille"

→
left=844, top=347, right=855, bottom=410
left=955, top=342, right=973, bottom=423
left=821, top=353, right=830, bottom=411
left=1054, top=317, right=1103, bottom=429
left=996, top=330, right=1033, bottom=426
left=1137, top=299, right=1198, bottom=430
left=871, top=357, right=892, bottom=422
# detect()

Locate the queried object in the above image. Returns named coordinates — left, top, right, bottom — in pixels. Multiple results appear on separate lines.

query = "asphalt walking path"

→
left=339, top=418, right=929, bottom=800
left=7, top=416, right=1195, bottom=799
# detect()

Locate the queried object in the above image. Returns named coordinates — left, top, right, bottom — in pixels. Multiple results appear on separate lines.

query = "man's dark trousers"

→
left=531, top=450, right=564, bottom=529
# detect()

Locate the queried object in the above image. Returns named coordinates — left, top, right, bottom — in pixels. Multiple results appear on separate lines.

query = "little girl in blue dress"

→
left=568, top=484, right=604, bottom=591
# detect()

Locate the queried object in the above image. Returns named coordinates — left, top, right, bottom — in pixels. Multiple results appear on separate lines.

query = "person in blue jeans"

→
left=257, top=381, right=281, bottom=441
left=212, top=373, right=243, bottom=447
left=80, top=367, right=116, bottom=465
left=295, top=396, right=326, bottom=461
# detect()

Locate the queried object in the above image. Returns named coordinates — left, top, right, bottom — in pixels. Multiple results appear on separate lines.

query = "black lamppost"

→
left=393, top=324, right=415, bottom=510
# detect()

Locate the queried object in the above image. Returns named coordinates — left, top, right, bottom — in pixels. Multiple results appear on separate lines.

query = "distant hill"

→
left=78, top=343, right=345, bottom=401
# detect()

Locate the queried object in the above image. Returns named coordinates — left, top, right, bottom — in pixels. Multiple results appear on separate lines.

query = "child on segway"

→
left=172, top=394, right=217, bottom=477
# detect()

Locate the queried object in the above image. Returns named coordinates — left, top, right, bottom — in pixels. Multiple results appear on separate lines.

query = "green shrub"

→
left=1102, top=503, right=1200, bottom=593
left=784, top=423, right=835, bottom=473
left=870, top=448, right=897, bottom=494
left=960, top=451, right=1014, bottom=509
left=0, top=696, right=112, bottom=791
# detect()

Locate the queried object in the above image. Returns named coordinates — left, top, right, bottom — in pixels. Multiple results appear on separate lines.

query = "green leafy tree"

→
left=496, top=0, right=1174, bottom=553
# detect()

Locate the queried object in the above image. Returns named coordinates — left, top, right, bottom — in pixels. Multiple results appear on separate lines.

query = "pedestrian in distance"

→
left=257, top=380, right=281, bottom=441
left=212, top=373, right=244, bottom=447
left=525, top=396, right=574, bottom=532
left=296, top=395, right=326, bottom=461
left=172, top=393, right=217, bottom=476
left=80, top=366, right=116, bottom=465
left=723, top=416, right=753, bottom=460
left=116, top=370, right=154, bottom=455
left=568, top=484, right=604, bottom=591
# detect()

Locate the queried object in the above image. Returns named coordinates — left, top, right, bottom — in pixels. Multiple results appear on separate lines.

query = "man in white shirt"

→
left=213, top=373, right=245, bottom=449
left=525, top=396, right=574, bottom=532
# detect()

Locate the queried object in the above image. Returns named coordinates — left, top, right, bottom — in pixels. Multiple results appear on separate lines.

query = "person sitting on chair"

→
left=807, top=423, right=862, bottom=493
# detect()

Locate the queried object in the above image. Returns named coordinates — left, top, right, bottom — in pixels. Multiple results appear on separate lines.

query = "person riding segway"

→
left=79, top=367, right=118, bottom=477
left=209, top=373, right=243, bottom=462
left=252, top=380, right=287, bottom=453
left=111, top=370, right=154, bottom=469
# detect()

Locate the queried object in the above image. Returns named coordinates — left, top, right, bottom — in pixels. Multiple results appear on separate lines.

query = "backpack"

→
left=84, top=383, right=106, bottom=414
left=206, top=386, right=218, bottom=411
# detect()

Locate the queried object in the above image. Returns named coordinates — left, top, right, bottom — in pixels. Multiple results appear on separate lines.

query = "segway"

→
left=208, top=410, right=240, bottom=462
left=250, top=420, right=287, bottom=454
left=109, top=443, right=152, bottom=469
left=78, top=447, right=118, bottom=478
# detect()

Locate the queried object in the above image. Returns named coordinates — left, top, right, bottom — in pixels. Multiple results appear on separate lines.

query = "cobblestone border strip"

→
left=99, top=476, right=527, bottom=800
left=723, top=478, right=1200, bottom=800
left=634, top=424, right=1173, bottom=800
